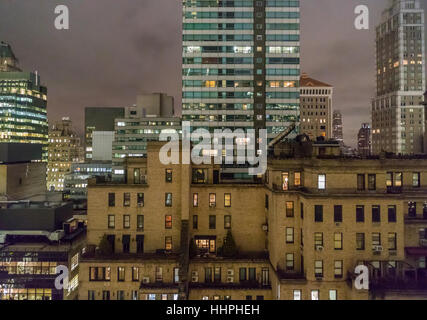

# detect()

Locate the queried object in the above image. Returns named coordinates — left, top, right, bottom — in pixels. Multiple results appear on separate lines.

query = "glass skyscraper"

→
left=182, top=0, right=300, bottom=141
left=372, top=0, right=426, bottom=155
left=0, top=42, right=48, bottom=160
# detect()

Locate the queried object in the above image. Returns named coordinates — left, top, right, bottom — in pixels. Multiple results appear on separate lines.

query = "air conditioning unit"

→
left=335, top=222, right=341, bottom=227
left=420, top=239, right=427, bottom=247
left=227, top=270, right=234, bottom=276
left=137, top=203, right=144, bottom=207
left=209, top=203, right=216, bottom=208
left=262, top=224, right=268, bottom=232
left=373, top=245, right=383, bottom=252
left=389, top=250, right=397, bottom=256
left=142, top=277, right=150, bottom=284
left=226, top=277, right=234, bottom=283
left=315, top=245, right=324, bottom=251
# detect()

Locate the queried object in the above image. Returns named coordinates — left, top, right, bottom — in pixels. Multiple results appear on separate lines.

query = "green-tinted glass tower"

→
left=0, top=42, right=48, bottom=160
left=182, top=0, right=300, bottom=141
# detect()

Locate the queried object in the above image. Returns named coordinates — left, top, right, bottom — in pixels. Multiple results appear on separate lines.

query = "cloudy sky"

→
left=0, top=0, right=426, bottom=146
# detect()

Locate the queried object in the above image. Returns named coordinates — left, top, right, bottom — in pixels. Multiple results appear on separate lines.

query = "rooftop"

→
left=0, top=41, right=17, bottom=60
left=300, top=73, right=332, bottom=88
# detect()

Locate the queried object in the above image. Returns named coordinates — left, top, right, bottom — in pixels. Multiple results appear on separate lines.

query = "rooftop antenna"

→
left=35, top=70, right=38, bottom=86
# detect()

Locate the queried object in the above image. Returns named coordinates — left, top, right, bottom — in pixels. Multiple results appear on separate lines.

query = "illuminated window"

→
left=209, top=193, right=216, bottom=207
left=334, top=233, right=343, bottom=250
left=282, top=172, right=289, bottom=191
left=165, top=237, right=172, bottom=251
left=165, top=215, right=172, bottom=229
left=294, top=172, right=301, bottom=187
left=286, top=201, right=294, bottom=217
left=224, top=193, right=231, bottom=207
left=318, top=174, right=326, bottom=190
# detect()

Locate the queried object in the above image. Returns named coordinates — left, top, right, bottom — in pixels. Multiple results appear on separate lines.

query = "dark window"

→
left=334, top=205, right=343, bottom=222
left=165, top=169, right=173, bottom=183
left=205, top=268, right=213, bottom=283
left=248, top=268, right=256, bottom=281
left=372, top=206, right=381, bottom=223
left=388, top=233, right=397, bottom=250
left=209, top=215, right=216, bottom=229
left=108, top=193, right=115, bottom=207
left=136, top=235, right=144, bottom=253
left=368, top=174, right=376, bottom=190
left=356, top=233, right=365, bottom=250
left=315, top=205, right=323, bottom=222
left=388, top=206, right=397, bottom=223
left=413, top=172, right=420, bottom=188
left=214, top=267, right=221, bottom=283
left=239, top=268, right=247, bottom=282
left=357, top=174, right=365, bottom=191
left=300, top=202, right=304, bottom=219
left=192, top=169, right=207, bottom=184
left=265, top=195, right=269, bottom=209
left=408, top=202, right=416, bottom=217
left=193, top=215, right=198, bottom=229
left=122, top=235, right=130, bottom=253
left=356, top=206, right=365, bottom=222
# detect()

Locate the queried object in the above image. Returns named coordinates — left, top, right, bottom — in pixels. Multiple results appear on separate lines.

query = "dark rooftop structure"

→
left=0, top=143, right=43, bottom=163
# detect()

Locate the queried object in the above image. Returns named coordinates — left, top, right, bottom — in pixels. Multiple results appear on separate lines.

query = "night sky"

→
left=0, top=0, right=426, bottom=146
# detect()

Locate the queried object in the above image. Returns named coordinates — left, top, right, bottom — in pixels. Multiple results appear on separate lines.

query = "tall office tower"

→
left=0, top=42, right=48, bottom=160
left=357, top=123, right=372, bottom=157
left=423, top=90, right=427, bottom=152
left=112, top=93, right=181, bottom=181
left=332, top=110, right=344, bottom=143
left=372, top=0, right=426, bottom=155
left=182, top=0, right=300, bottom=143
left=84, top=107, right=124, bottom=161
left=47, top=117, right=84, bottom=191
left=299, top=73, right=333, bottom=140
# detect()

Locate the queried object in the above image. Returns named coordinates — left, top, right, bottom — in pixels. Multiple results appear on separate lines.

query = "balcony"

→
left=405, top=214, right=427, bottom=222
left=140, top=282, right=179, bottom=290
left=371, top=278, right=427, bottom=291
left=386, top=186, right=402, bottom=194
left=272, top=183, right=306, bottom=193
left=189, top=280, right=271, bottom=290
left=277, top=269, right=306, bottom=281
left=419, top=239, right=427, bottom=248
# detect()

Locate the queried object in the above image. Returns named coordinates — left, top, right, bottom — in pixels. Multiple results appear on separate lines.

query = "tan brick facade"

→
left=78, top=142, right=427, bottom=300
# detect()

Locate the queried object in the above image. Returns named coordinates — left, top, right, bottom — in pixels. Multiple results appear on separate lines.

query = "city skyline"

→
left=0, top=0, right=426, bottom=148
